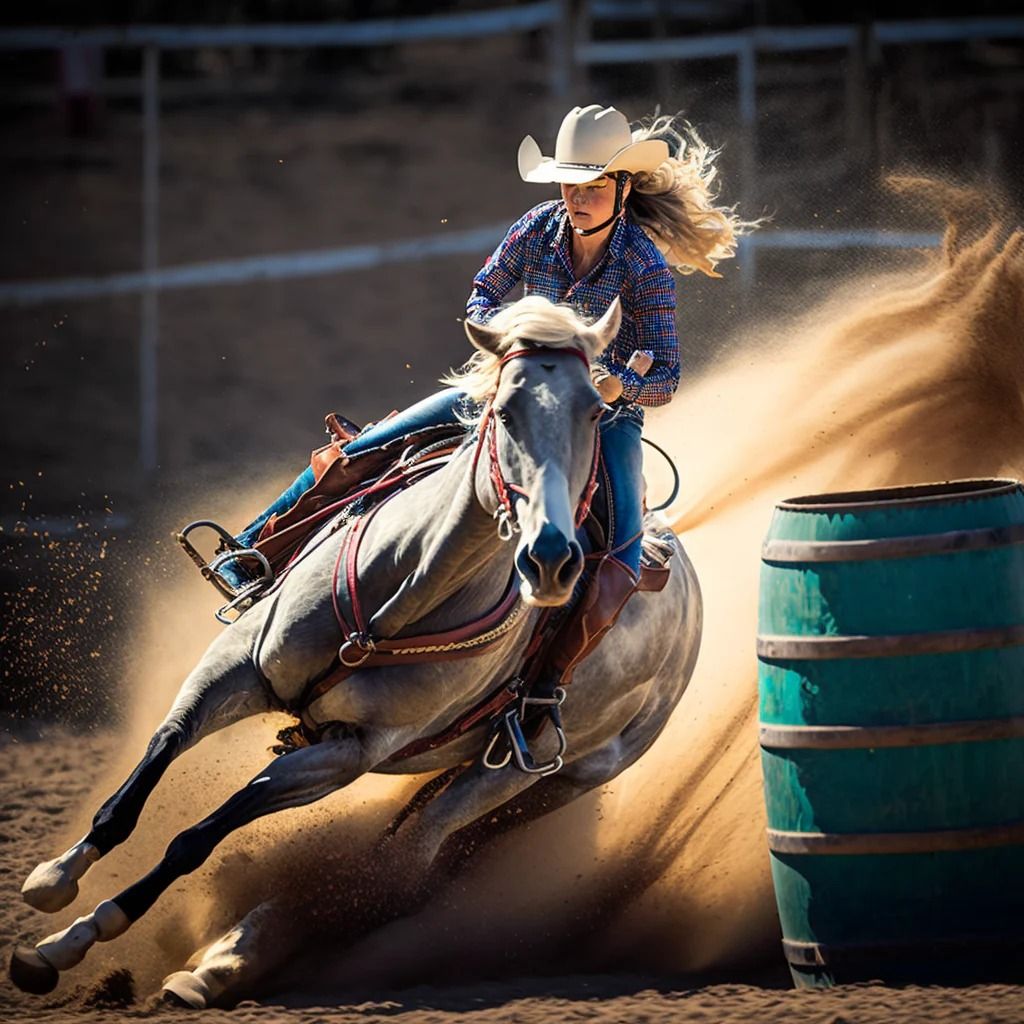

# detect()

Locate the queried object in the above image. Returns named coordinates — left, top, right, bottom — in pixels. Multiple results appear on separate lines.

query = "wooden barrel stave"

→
left=756, top=478, right=1024, bottom=987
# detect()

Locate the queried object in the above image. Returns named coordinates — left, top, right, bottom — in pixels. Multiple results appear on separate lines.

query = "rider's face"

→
left=560, top=175, right=628, bottom=233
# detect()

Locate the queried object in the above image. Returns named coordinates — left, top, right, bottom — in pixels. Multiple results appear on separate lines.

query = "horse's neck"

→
left=356, top=445, right=510, bottom=640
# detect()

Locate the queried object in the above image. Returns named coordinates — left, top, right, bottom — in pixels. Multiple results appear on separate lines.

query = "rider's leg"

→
left=235, top=466, right=316, bottom=550
left=219, top=388, right=469, bottom=589
left=594, top=409, right=644, bottom=577
left=548, top=409, right=645, bottom=684
left=344, top=387, right=469, bottom=457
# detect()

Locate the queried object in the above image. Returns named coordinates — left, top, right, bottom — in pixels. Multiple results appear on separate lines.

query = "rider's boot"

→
left=547, top=554, right=640, bottom=685
left=208, top=412, right=364, bottom=593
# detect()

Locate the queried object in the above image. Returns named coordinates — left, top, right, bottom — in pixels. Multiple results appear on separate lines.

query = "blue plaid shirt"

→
left=466, top=200, right=680, bottom=407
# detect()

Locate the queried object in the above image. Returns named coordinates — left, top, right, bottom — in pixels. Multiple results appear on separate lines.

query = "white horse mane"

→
left=441, top=295, right=595, bottom=407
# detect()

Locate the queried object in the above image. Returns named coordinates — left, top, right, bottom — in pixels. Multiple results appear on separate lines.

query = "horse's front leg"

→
left=21, top=627, right=271, bottom=914
left=10, top=728, right=377, bottom=995
left=387, top=759, right=542, bottom=879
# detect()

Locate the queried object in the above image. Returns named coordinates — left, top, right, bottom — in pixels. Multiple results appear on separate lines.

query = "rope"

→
left=641, top=436, right=681, bottom=511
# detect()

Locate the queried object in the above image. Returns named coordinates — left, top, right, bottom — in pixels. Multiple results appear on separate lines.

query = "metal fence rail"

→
left=0, top=3, right=560, bottom=50
left=0, top=224, right=511, bottom=307
left=0, top=228, right=944, bottom=309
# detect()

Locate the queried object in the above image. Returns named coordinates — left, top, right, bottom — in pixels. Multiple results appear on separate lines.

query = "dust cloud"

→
left=35, top=179, right=1024, bottom=1000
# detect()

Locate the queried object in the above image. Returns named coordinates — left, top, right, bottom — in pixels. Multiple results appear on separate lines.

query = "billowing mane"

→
left=441, top=295, right=592, bottom=406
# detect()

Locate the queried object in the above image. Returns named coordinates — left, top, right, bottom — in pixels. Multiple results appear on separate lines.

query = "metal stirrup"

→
left=209, top=548, right=274, bottom=624
left=483, top=686, right=568, bottom=777
left=175, top=519, right=275, bottom=623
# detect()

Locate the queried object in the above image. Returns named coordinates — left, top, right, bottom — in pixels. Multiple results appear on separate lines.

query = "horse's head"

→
left=464, top=295, right=621, bottom=606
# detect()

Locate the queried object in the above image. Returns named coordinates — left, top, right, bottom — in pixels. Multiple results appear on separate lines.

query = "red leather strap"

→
left=475, top=344, right=602, bottom=534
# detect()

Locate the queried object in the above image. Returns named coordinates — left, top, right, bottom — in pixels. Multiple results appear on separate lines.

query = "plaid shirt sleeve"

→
left=466, top=204, right=550, bottom=324
left=603, top=266, right=680, bottom=407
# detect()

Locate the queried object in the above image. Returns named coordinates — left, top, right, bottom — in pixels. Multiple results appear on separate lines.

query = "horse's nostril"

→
left=529, top=523, right=568, bottom=567
left=516, top=544, right=540, bottom=583
left=557, top=545, right=584, bottom=588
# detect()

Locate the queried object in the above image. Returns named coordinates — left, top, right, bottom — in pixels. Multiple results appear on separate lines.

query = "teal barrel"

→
left=756, top=478, right=1024, bottom=988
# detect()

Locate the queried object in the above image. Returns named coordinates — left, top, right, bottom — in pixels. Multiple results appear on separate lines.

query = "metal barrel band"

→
left=759, top=715, right=1024, bottom=750
left=783, top=933, right=1024, bottom=967
left=762, top=520, right=1024, bottom=564
left=767, top=818, right=1024, bottom=856
left=756, top=622, right=1024, bottom=660
left=775, top=479, right=1021, bottom=513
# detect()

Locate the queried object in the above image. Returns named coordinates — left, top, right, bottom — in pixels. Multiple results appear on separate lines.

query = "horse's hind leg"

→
left=160, top=899, right=289, bottom=1009
left=387, top=760, right=542, bottom=878
left=21, top=627, right=273, bottom=914
left=416, top=695, right=682, bottom=877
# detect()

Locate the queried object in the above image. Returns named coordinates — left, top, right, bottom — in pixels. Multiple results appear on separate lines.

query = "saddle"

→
left=252, top=413, right=467, bottom=577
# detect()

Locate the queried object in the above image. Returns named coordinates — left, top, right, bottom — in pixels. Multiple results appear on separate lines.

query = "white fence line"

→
left=0, top=224, right=512, bottom=306
left=746, top=230, right=942, bottom=250
left=0, top=228, right=943, bottom=308
left=872, top=17, right=1024, bottom=44
left=0, top=4, right=560, bottom=50
left=3, top=13, right=1020, bottom=57
left=587, top=1, right=747, bottom=19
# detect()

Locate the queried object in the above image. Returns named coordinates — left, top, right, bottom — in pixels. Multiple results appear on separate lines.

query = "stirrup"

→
left=482, top=686, right=568, bottom=777
left=175, top=520, right=275, bottom=623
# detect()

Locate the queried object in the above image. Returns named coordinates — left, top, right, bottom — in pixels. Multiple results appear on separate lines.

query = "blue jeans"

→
left=597, top=407, right=644, bottom=576
left=236, top=390, right=645, bottom=576
left=235, top=389, right=466, bottom=548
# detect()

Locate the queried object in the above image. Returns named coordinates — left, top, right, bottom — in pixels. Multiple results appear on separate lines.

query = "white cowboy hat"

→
left=518, top=104, right=669, bottom=184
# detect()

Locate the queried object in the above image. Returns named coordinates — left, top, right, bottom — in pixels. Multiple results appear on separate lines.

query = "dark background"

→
left=1, top=1, right=1021, bottom=724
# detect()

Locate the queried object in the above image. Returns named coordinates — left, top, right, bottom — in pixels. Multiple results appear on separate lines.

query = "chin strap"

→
left=572, top=172, right=631, bottom=237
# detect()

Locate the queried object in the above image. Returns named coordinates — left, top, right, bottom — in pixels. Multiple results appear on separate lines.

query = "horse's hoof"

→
left=160, top=970, right=212, bottom=1010
left=21, top=844, right=99, bottom=913
left=21, top=872, right=79, bottom=913
left=9, top=945, right=59, bottom=995
left=155, top=989, right=193, bottom=1010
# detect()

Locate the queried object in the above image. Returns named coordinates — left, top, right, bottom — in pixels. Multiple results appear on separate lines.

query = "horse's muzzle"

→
left=516, top=523, right=584, bottom=606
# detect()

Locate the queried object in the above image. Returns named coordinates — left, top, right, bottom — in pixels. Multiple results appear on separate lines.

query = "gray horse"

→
left=11, top=295, right=702, bottom=1005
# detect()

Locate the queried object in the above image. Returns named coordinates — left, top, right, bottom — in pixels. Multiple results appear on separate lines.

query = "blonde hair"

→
left=441, top=295, right=592, bottom=406
left=628, top=113, right=758, bottom=278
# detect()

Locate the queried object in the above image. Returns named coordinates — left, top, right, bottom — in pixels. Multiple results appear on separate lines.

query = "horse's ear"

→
left=464, top=317, right=504, bottom=356
left=585, top=296, right=622, bottom=358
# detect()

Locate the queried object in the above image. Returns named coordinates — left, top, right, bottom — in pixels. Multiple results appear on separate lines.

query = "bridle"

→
left=470, top=345, right=604, bottom=542
left=571, top=171, right=631, bottom=237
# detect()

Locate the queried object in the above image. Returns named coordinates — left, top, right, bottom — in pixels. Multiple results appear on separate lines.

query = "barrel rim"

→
left=777, top=478, right=1020, bottom=512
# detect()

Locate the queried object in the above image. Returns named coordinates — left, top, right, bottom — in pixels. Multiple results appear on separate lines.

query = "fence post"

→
left=140, top=44, right=160, bottom=474
left=737, top=32, right=757, bottom=304
left=654, top=0, right=671, bottom=101
left=549, top=0, right=574, bottom=99
left=574, top=0, right=592, bottom=97
left=845, top=24, right=870, bottom=173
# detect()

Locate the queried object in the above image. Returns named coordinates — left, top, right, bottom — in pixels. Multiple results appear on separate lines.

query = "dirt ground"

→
left=2, top=729, right=1023, bottom=1023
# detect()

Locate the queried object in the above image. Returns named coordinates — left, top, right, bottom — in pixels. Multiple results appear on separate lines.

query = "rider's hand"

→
left=591, top=367, right=623, bottom=403
left=627, top=350, right=654, bottom=377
